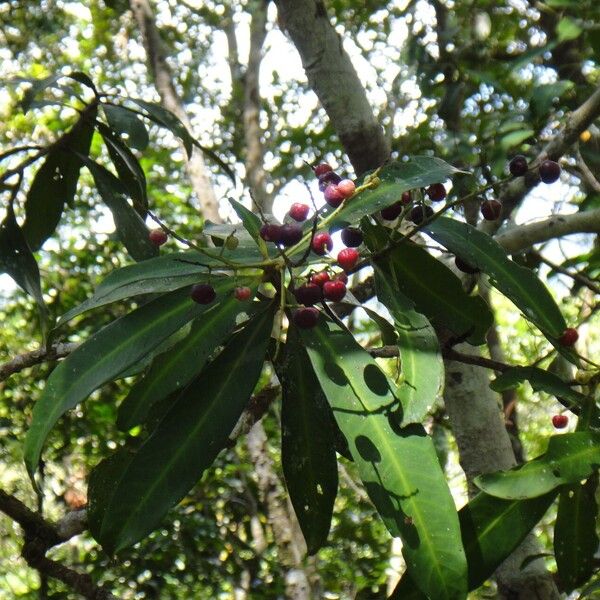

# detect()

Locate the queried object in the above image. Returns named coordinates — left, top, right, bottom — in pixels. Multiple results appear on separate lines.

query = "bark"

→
left=274, top=0, right=390, bottom=175
left=444, top=346, right=560, bottom=599
left=129, top=0, right=220, bottom=222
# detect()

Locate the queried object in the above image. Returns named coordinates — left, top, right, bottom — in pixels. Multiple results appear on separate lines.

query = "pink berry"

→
left=293, top=307, right=320, bottom=329
left=552, top=414, right=568, bottom=429
left=323, top=280, right=347, bottom=302
left=337, top=179, right=356, bottom=199
left=324, top=184, right=345, bottom=207
left=234, top=286, right=252, bottom=301
left=314, top=163, right=333, bottom=177
left=559, top=327, right=579, bottom=347
left=311, top=232, right=333, bottom=255
left=149, top=228, right=168, bottom=246
left=191, top=284, right=216, bottom=304
left=337, top=248, right=359, bottom=272
left=289, top=202, right=310, bottom=222
left=310, top=271, right=331, bottom=287
left=294, top=284, right=322, bottom=306
left=426, top=183, right=446, bottom=201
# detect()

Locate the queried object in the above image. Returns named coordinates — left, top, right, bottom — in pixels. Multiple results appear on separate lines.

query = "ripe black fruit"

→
left=539, top=160, right=560, bottom=184
left=340, top=227, right=363, bottom=247
left=191, top=283, right=216, bottom=304
left=409, top=205, right=434, bottom=224
left=480, top=199, right=502, bottom=221
left=509, top=155, right=528, bottom=177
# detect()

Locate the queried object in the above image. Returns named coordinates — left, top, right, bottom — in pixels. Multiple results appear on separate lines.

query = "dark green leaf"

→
left=491, top=367, right=587, bottom=412
left=554, top=474, right=599, bottom=591
left=22, top=108, right=96, bottom=250
left=391, top=491, right=557, bottom=597
left=422, top=218, right=570, bottom=355
left=475, top=432, right=600, bottom=499
left=98, top=122, right=147, bottom=214
left=530, top=82, right=574, bottom=119
left=374, top=267, right=443, bottom=423
left=0, top=206, right=48, bottom=338
left=24, top=279, right=235, bottom=478
left=228, top=198, right=269, bottom=256
left=67, top=71, right=98, bottom=94
left=103, top=104, right=149, bottom=151
left=276, top=327, right=338, bottom=555
left=376, top=243, right=493, bottom=345
left=301, top=318, right=467, bottom=600
left=19, top=74, right=62, bottom=112
left=96, top=304, right=275, bottom=553
left=325, top=158, right=465, bottom=228
left=117, top=282, right=261, bottom=430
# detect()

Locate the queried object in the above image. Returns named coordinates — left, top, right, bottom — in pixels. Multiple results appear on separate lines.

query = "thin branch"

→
left=0, top=343, right=79, bottom=383
left=533, top=251, right=600, bottom=295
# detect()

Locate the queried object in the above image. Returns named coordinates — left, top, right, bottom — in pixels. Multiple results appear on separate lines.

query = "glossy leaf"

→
left=374, top=266, right=443, bottom=424
left=554, top=474, right=599, bottom=591
left=301, top=318, right=467, bottom=600
left=0, top=206, right=48, bottom=338
left=391, top=491, right=557, bottom=597
left=81, top=158, right=157, bottom=261
left=276, top=327, right=338, bottom=555
left=375, top=244, right=493, bottom=345
left=95, top=305, right=275, bottom=553
left=326, top=157, right=464, bottom=228
left=24, top=279, right=234, bottom=478
left=228, top=198, right=269, bottom=256
left=102, top=104, right=149, bottom=151
left=98, top=122, right=147, bottom=214
left=117, top=283, right=260, bottom=430
left=491, top=366, right=587, bottom=412
left=22, top=108, right=96, bottom=250
left=475, top=432, right=600, bottom=499
left=422, top=218, right=570, bottom=354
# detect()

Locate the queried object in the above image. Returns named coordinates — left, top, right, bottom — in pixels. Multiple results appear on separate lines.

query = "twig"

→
left=442, top=348, right=511, bottom=372
left=0, top=343, right=79, bottom=383
left=533, top=251, right=600, bottom=295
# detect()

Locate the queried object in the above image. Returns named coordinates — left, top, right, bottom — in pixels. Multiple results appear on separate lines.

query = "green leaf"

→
left=117, top=282, right=260, bottom=430
left=491, top=366, right=587, bottom=412
left=376, top=243, right=493, bottom=345
left=102, top=104, right=149, bottom=151
left=0, top=206, right=48, bottom=339
left=422, top=218, right=569, bottom=351
left=557, top=17, right=583, bottom=42
left=98, top=122, right=147, bottom=214
left=81, top=158, right=157, bottom=261
left=95, top=304, right=275, bottom=553
left=391, top=491, right=557, bottom=597
left=374, top=266, right=443, bottom=423
left=19, top=74, right=62, bottom=112
left=499, top=129, right=534, bottom=152
left=530, top=82, right=574, bottom=119
left=326, top=157, right=465, bottom=228
left=24, top=279, right=235, bottom=478
left=22, top=107, right=96, bottom=250
left=554, top=474, right=599, bottom=591
left=301, top=318, right=467, bottom=600
left=276, top=327, right=338, bottom=555
left=475, top=432, right=600, bottom=500
left=228, top=198, right=269, bottom=256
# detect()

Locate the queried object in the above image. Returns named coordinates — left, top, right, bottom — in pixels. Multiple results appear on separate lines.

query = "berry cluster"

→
left=509, top=154, right=561, bottom=184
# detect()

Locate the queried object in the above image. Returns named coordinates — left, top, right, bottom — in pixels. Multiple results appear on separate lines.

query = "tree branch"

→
left=0, top=343, right=79, bottom=382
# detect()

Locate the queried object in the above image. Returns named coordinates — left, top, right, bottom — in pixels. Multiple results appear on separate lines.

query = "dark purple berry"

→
left=340, top=227, right=363, bottom=247
left=409, top=205, right=434, bottom=224
left=279, top=223, right=303, bottom=247
left=509, top=155, right=528, bottom=177
left=455, top=257, right=479, bottom=274
left=481, top=199, right=502, bottom=221
left=380, top=201, right=403, bottom=221
left=294, top=283, right=322, bottom=306
left=539, top=160, right=561, bottom=184
left=191, top=283, right=216, bottom=304
left=293, top=307, right=320, bottom=329
left=426, top=183, right=446, bottom=201
left=314, top=163, right=333, bottom=177
left=318, top=171, right=342, bottom=191
left=260, top=223, right=283, bottom=243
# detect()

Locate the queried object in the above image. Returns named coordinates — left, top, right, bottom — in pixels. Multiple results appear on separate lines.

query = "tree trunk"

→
left=129, top=0, right=220, bottom=222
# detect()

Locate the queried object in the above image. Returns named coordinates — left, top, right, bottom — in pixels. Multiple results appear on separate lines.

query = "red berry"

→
left=191, top=283, right=216, bottom=304
left=323, top=280, right=347, bottom=302
left=279, top=223, right=303, bottom=247
left=337, top=248, right=359, bottom=272
left=234, top=286, right=252, bottom=301
left=318, top=171, right=342, bottom=191
left=426, top=183, right=446, bottom=201
left=401, top=190, right=412, bottom=205
left=293, top=307, right=320, bottom=329
left=149, top=228, right=168, bottom=246
left=311, top=232, right=333, bottom=255
left=324, top=184, right=345, bottom=207
left=409, top=205, right=434, bottom=224
left=509, top=155, right=528, bottom=177
left=294, top=283, right=322, bottom=306
left=455, top=257, right=479, bottom=274
left=552, top=414, right=568, bottom=429
left=336, top=272, right=348, bottom=284
left=481, top=199, right=502, bottom=221
left=337, top=179, right=356, bottom=199
left=260, top=223, right=283, bottom=243
left=310, top=271, right=331, bottom=287
left=340, top=227, right=363, bottom=248
left=380, top=201, right=403, bottom=221
left=539, top=160, right=561, bottom=184
left=559, top=327, right=579, bottom=347
left=314, top=162, right=333, bottom=177
left=289, top=202, right=310, bottom=222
